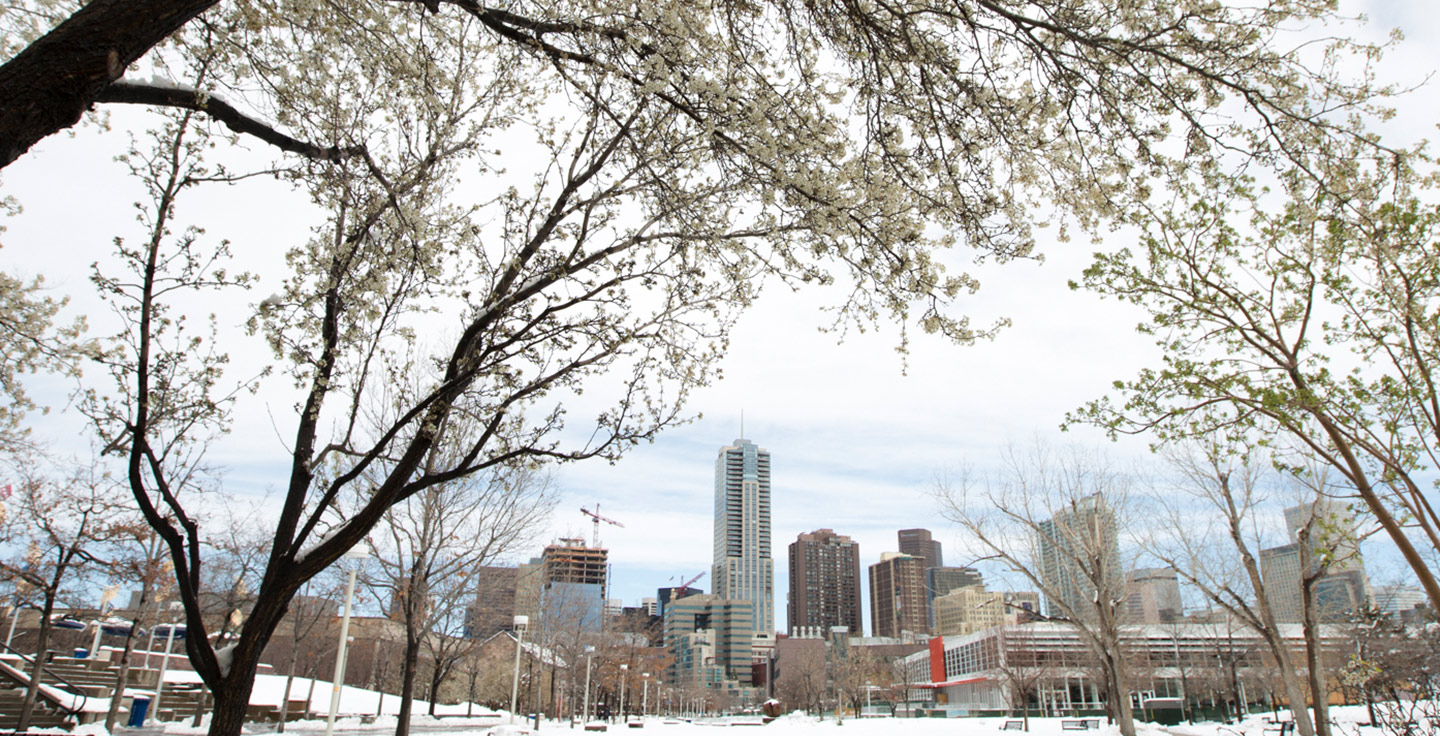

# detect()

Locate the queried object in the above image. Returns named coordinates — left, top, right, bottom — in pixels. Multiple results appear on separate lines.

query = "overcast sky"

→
left=0, top=0, right=1435, bottom=632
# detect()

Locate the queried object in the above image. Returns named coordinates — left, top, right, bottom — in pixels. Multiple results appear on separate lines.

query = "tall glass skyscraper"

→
left=712, top=438, right=773, bottom=634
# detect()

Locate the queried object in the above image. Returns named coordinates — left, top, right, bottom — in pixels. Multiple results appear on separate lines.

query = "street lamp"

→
left=642, top=673, right=649, bottom=718
left=149, top=602, right=184, bottom=724
left=509, top=615, right=529, bottom=724
left=619, top=663, right=628, bottom=723
left=325, top=543, right=369, bottom=736
left=581, top=645, right=595, bottom=727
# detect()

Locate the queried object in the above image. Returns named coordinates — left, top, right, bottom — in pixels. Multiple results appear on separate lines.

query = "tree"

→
left=102, top=520, right=177, bottom=731
left=0, top=272, right=95, bottom=455
left=936, top=443, right=1136, bottom=736
left=1072, top=146, right=1440, bottom=613
left=363, top=462, right=555, bottom=735
left=996, top=626, right=1058, bottom=727
left=5, top=2, right=1399, bottom=736
left=1145, top=443, right=1320, bottom=736
left=0, top=464, right=124, bottom=731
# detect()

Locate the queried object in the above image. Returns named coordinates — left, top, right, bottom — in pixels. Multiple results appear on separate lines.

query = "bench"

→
left=1264, top=721, right=1294, bottom=736
left=1002, top=720, right=1026, bottom=731
left=583, top=725, right=607, bottom=732
left=1061, top=719, right=1099, bottom=730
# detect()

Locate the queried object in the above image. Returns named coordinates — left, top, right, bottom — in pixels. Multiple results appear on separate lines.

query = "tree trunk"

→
left=395, top=629, right=421, bottom=736
left=0, top=0, right=219, bottom=168
left=105, top=586, right=148, bottom=731
left=18, top=590, right=61, bottom=731
left=1298, top=539, right=1331, bottom=736
left=278, top=651, right=299, bottom=733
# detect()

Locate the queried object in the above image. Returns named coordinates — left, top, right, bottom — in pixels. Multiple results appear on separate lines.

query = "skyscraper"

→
left=869, top=552, right=928, bottom=638
left=898, top=528, right=943, bottom=569
left=1122, top=567, right=1184, bottom=623
left=788, top=528, right=862, bottom=636
left=1261, top=500, right=1372, bottom=623
left=713, top=438, right=774, bottom=634
left=925, top=566, right=984, bottom=628
left=1035, top=494, right=1121, bottom=621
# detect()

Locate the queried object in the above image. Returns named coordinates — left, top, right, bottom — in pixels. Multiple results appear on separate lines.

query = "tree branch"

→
left=96, top=82, right=366, bottom=163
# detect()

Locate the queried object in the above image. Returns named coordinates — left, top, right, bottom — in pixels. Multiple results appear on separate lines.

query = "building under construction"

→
left=536, top=538, right=609, bottom=632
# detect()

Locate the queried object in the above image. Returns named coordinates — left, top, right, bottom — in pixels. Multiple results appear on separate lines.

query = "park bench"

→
left=1264, top=721, right=1294, bottom=736
left=1001, top=719, right=1026, bottom=731
left=1061, top=719, right=1099, bottom=730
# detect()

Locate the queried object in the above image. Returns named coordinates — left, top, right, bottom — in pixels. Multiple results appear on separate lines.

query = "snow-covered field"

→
left=48, top=704, right=1406, bottom=736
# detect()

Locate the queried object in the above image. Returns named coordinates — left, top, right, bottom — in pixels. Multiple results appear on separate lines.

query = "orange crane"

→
left=676, top=571, right=705, bottom=595
left=580, top=504, right=624, bottom=547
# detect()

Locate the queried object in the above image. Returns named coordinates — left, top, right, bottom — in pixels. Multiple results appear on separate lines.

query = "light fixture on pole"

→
left=325, top=543, right=369, bottom=736
left=509, top=615, right=529, bottom=724
left=149, top=602, right=184, bottom=724
left=618, top=663, right=628, bottom=723
left=641, top=673, right=649, bottom=717
left=581, top=645, right=595, bottom=727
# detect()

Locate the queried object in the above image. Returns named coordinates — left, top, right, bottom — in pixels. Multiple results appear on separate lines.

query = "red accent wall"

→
left=928, top=637, right=945, bottom=683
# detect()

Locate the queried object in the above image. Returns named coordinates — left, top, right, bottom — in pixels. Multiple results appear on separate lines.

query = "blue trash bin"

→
left=128, top=697, right=151, bottom=727
left=73, top=648, right=89, bottom=658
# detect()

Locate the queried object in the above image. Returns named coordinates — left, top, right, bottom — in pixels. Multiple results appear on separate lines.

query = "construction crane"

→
left=676, top=571, right=705, bottom=595
left=580, top=504, right=624, bottom=547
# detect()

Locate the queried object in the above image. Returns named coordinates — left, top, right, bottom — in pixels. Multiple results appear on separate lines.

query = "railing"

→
left=0, top=639, right=90, bottom=720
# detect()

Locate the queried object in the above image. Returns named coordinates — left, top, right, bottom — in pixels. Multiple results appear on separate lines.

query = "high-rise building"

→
left=1259, top=543, right=1305, bottom=622
left=869, top=552, right=928, bottom=638
left=1122, top=567, right=1184, bottom=624
left=898, top=528, right=943, bottom=569
left=657, top=585, right=704, bottom=619
left=712, top=438, right=774, bottom=635
left=925, top=566, right=983, bottom=627
left=1035, top=494, right=1121, bottom=621
left=787, top=529, right=862, bottom=636
left=539, top=538, right=609, bottom=632
left=1262, top=500, right=1372, bottom=623
left=663, top=594, right=755, bottom=686
left=464, top=565, right=518, bottom=639
left=932, top=584, right=1006, bottom=636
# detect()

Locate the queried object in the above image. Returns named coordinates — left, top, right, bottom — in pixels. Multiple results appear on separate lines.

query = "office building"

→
left=787, top=528, right=862, bottom=636
left=1035, top=494, right=1121, bottom=621
left=657, top=584, right=704, bottom=619
left=663, top=594, right=755, bottom=687
left=869, top=552, right=928, bottom=638
left=712, top=438, right=774, bottom=635
left=1123, top=567, right=1184, bottom=624
left=464, top=565, right=518, bottom=639
left=926, top=566, right=984, bottom=627
left=931, top=584, right=1005, bottom=636
left=898, top=528, right=943, bottom=569
left=1261, top=500, right=1372, bottom=623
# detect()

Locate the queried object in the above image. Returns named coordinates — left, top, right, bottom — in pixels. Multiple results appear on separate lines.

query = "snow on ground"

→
left=35, top=703, right=1410, bottom=736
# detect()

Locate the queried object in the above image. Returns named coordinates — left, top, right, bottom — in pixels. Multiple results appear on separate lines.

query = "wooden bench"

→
left=1061, top=719, right=1099, bottom=730
left=583, top=725, right=607, bottom=732
left=1002, top=720, right=1026, bottom=731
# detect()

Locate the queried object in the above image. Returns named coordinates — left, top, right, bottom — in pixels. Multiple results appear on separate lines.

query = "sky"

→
left=1, top=0, right=1437, bottom=633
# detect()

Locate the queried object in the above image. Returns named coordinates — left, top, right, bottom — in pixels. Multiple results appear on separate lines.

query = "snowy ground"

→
left=47, top=704, right=1402, bottom=736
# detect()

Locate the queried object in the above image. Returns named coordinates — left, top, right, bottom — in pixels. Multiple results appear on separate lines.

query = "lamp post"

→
left=149, top=602, right=184, bottom=724
left=581, top=645, right=595, bottom=726
left=618, top=663, right=628, bottom=723
left=325, top=543, right=369, bottom=736
left=509, top=615, right=529, bottom=724
left=3, top=605, right=18, bottom=649
left=642, top=673, right=649, bottom=718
